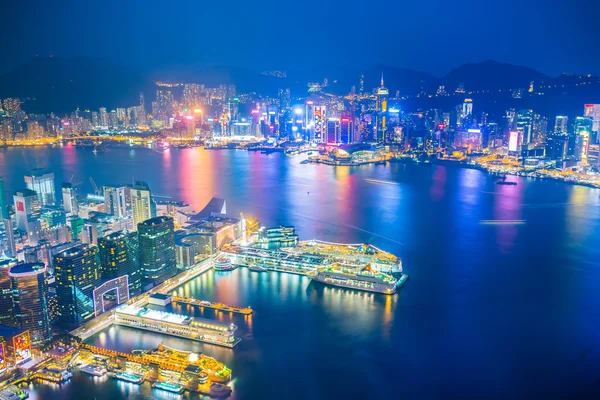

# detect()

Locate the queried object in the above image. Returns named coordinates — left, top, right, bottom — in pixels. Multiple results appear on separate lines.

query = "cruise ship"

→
left=311, top=265, right=399, bottom=294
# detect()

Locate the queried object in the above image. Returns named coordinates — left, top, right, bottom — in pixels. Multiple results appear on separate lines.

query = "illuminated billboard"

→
left=13, top=331, right=31, bottom=365
left=0, top=342, right=6, bottom=373
left=508, top=131, right=519, bottom=152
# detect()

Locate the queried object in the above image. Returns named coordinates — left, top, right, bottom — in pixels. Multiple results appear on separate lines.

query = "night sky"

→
left=2, top=0, right=599, bottom=76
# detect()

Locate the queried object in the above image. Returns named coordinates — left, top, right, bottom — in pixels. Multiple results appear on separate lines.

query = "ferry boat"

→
left=80, top=364, right=107, bottom=377
left=213, top=256, right=235, bottom=271
left=111, top=372, right=144, bottom=384
left=496, top=181, right=517, bottom=185
left=311, top=264, right=399, bottom=294
left=153, top=381, right=184, bottom=394
left=248, top=264, right=268, bottom=272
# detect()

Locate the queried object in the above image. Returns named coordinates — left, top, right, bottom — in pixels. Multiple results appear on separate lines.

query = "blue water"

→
left=2, top=146, right=600, bottom=399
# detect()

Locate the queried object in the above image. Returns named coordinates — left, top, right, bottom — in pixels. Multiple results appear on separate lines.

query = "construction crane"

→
left=89, top=177, right=101, bottom=196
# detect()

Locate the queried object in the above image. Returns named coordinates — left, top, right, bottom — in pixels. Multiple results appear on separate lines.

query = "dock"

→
left=172, top=296, right=252, bottom=315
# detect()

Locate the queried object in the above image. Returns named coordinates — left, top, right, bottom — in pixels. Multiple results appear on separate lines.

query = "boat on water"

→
left=311, top=264, right=400, bottom=294
left=153, top=381, right=184, bottom=394
left=248, top=264, right=268, bottom=272
left=213, top=256, right=235, bottom=271
left=496, top=181, right=517, bottom=185
left=80, top=364, right=107, bottom=377
left=111, top=372, right=144, bottom=384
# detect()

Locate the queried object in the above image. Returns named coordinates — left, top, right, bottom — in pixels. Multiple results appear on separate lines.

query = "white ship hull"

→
left=312, top=272, right=397, bottom=294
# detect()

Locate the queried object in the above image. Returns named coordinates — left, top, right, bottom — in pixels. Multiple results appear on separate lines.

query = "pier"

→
left=114, top=304, right=241, bottom=348
left=172, top=296, right=252, bottom=315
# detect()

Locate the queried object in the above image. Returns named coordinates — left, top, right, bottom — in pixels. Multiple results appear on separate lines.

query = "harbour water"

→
left=2, top=145, right=600, bottom=399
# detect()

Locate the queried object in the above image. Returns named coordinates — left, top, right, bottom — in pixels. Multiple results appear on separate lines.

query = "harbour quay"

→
left=114, top=304, right=241, bottom=348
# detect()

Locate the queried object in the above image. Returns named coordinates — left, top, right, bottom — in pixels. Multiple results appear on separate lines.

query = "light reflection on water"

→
left=1, top=147, right=600, bottom=398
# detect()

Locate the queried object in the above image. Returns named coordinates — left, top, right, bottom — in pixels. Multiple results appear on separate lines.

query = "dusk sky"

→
left=2, top=0, right=600, bottom=76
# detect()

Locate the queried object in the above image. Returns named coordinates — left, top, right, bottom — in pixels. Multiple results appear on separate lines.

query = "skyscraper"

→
left=583, top=104, right=600, bottom=135
left=61, top=182, right=79, bottom=215
left=10, top=263, right=51, bottom=345
left=554, top=116, right=568, bottom=134
left=131, top=181, right=154, bottom=228
left=103, top=185, right=127, bottom=218
left=0, top=176, right=8, bottom=219
left=24, top=169, right=55, bottom=206
left=376, top=74, right=389, bottom=142
left=0, top=258, right=18, bottom=326
left=138, top=216, right=176, bottom=288
left=98, top=231, right=142, bottom=296
left=13, top=189, right=41, bottom=243
left=54, top=244, right=102, bottom=325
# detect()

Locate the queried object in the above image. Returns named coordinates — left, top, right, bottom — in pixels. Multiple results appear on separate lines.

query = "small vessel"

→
left=311, top=264, right=400, bottom=294
left=112, top=372, right=143, bottom=384
left=80, top=364, right=107, bottom=377
left=153, top=381, right=184, bottom=394
left=496, top=181, right=517, bottom=185
left=248, top=264, right=268, bottom=272
left=213, top=256, right=235, bottom=271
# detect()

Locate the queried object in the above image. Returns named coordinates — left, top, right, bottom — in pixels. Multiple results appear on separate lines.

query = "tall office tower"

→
left=10, top=263, right=51, bottom=345
left=376, top=73, right=389, bottom=142
left=326, top=118, right=341, bottom=144
left=131, top=181, right=154, bottom=229
left=138, top=216, right=176, bottom=288
left=0, top=258, right=18, bottom=326
left=98, top=231, right=141, bottom=296
left=516, top=110, right=535, bottom=145
left=0, top=176, right=8, bottom=219
left=25, top=169, right=55, bottom=206
left=13, top=189, right=40, bottom=233
left=140, top=92, right=145, bottom=110
left=103, top=185, right=127, bottom=218
left=3, top=218, right=16, bottom=257
left=340, top=116, right=353, bottom=144
left=61, top=182, right=79, bottom=215
left=554, top=116, right=569, bottom=134
left=574, top=117, right=593, bottom=164
left=459, top=99, right=474, bottom=128
left=54, top=244, right=102, bottom=325
left=99, top=107, right=108, bottom=128
left=583, top=104, right=600, bottom=135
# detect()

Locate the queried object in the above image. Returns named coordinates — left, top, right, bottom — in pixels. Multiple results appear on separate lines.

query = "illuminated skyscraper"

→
left=103, top=185, right=127, bottom=218
left=554, top=116, right=568, bottom=134
left=376, top=73, right=389, bottom=142
left=98, top=231, right=141, bottom=296
left=61, top=182, right=79, bottom=215
left=574, top=117, right=593, bottom=164
left=138, top=216, right=176, bottom=288
left=0, top=176, right=8, bottom=219
left=99, top=107, right=108, bottom=128
left=54, top=244, right=102, bottom=325
left=10, top=263, right=51, bottom=345
left=516, top=110, right=534, bottom=145
left=131, top=181, right=154, bottom=229
left=13, top=189, right=40, bottom=236
left=0, top=258, right=18, bottom=326
left=583, top=104, right=600, bottom=135
left=25, top=169, right=55, bottom=206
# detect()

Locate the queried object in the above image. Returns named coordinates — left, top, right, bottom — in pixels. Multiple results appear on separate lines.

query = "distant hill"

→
left=0, top=57, right=154, bottom=114
left=0, top=57, right=597, bottom=119
left=441, top=60, right=549, bottom=91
